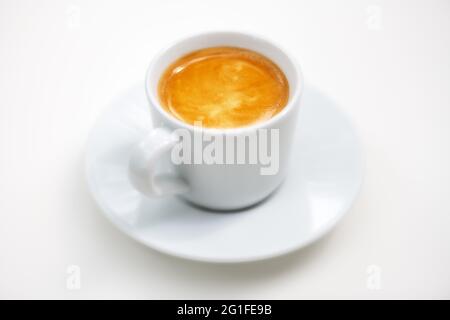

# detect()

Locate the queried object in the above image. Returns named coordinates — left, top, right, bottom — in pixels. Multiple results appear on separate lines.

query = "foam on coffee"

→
left=158, top=47, right=289, bottom=128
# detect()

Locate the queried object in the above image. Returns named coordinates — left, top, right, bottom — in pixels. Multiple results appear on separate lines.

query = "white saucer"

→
left=85, top=84, right=363, bottom=263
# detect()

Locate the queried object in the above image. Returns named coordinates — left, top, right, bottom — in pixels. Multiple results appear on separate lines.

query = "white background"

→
left=1, top=0, right=449, bottom=299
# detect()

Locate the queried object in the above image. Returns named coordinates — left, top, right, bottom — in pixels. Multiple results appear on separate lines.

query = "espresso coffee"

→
left=158, top=46, right=289, bottom=128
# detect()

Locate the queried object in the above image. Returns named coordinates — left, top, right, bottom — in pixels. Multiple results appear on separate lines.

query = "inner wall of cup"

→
left=148, top=32, right=299, bottom=105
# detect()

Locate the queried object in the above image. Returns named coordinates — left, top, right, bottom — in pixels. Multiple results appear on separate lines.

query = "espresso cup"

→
left=128, top=31, right=303, bottom=210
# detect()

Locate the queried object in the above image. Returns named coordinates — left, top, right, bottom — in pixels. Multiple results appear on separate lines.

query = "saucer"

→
left=85, top=84, right=363, bottom=263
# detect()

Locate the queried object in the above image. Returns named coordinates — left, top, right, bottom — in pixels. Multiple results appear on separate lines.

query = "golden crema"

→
left=158, top=46, right=289, bottom=128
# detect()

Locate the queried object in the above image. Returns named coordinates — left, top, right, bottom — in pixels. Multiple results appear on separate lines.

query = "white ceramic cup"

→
left=128, top=31, right=303, bottom=210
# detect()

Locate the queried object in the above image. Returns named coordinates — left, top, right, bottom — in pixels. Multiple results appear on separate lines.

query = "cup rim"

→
left=145, top=30, right=303, bottom=135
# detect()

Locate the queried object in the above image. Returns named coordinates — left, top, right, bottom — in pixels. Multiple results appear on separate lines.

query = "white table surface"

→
left=1, top=0, right=449, bottom=299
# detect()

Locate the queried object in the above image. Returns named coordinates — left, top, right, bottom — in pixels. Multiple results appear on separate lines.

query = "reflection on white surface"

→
left=304, top=182, right=342, bottom=232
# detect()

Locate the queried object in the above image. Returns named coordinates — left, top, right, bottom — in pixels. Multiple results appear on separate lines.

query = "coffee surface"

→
left=158, top=47, right=289, bottom=128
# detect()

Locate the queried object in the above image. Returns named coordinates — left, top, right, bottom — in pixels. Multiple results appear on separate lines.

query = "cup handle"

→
left=128, top=128, right=189, bottom=197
